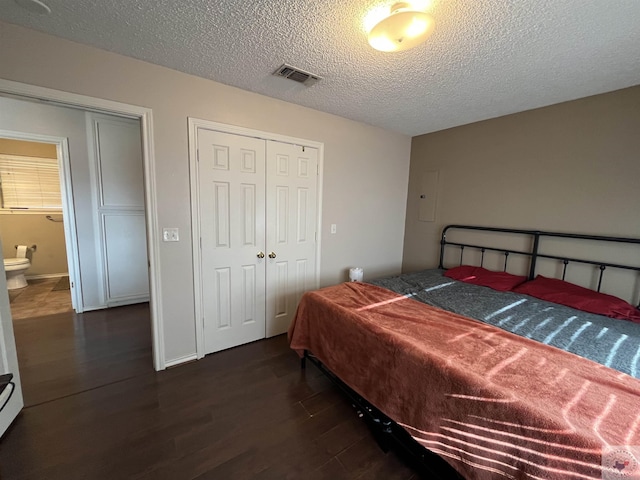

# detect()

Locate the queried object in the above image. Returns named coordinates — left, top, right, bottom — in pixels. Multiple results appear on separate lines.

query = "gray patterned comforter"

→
left=369, top=269, right=640, bottom=379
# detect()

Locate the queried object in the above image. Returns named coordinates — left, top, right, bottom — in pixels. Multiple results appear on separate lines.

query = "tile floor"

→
left=8, top=276, right=73, bottom=320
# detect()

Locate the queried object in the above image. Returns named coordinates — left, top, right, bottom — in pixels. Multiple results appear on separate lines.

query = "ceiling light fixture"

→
left=367, top=2, right=434, bottom=52
left=14, top=0, right=51, bottom=14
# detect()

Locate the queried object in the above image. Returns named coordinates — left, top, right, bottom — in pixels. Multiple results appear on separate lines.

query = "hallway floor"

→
left=8, top=276, right=73, bottom=320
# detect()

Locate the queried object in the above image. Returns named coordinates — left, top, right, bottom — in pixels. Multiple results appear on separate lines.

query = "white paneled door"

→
left=196, top=128, right=318, bottom=354
left=265, top=141, right=318, bottom=337
left=198, top=130, right=267, bottom=353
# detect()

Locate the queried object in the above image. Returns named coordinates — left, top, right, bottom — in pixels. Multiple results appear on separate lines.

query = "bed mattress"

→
left=370, top=269, right=640, bottom=379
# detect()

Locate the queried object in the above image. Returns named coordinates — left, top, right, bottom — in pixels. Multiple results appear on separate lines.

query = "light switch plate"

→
left=163, top=227, right=179, bottom=242
left=330, top=224, right=337, bottom=234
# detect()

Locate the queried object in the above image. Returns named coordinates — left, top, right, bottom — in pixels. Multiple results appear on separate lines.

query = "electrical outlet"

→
left=162, top=227, right=179, bottom=242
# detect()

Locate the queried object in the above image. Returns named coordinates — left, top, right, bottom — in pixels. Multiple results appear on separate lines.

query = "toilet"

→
left=4, top=258, right=31, bottom=290
left=4, top=245, right=32, bottom=290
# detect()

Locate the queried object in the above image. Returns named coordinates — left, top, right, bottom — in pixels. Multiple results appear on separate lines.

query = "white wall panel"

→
left=103, top=213, right=149, bottom=300
left=95, top=118, right=144, bottom=208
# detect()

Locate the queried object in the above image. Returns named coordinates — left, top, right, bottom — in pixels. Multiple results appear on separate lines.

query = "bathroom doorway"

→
left=0, top=132, right=81, bottom=320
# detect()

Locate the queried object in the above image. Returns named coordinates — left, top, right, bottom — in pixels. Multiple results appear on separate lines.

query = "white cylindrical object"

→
left=16, top=245, right=28, bottom=258
left=349, top=267, right=363, bottom=282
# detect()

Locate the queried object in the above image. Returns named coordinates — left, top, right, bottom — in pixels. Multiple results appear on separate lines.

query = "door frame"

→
left=0, top=238, right=24, bottom=437
left=0, top=130, right=83, bottom=312
left=188, top=118, right=324, bottom=359
left=0, top=78, right=165, bottom=371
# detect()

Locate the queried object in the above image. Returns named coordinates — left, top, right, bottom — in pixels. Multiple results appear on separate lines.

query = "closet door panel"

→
left=198, top=129, right=266, bottom=354
left=102, top=213, right=149, bottom=300
left=265, top=141, right=318, bottom=337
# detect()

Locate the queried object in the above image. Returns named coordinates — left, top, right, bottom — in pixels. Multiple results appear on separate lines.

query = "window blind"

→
left=0, top=154, right=62, bottom=209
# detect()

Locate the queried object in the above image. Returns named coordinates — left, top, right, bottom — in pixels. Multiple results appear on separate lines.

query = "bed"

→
left=288, top=225, right=640, bottom=480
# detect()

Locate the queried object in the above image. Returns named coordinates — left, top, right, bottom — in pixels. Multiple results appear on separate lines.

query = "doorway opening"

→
left=0, top=134, right=81, bottom=320
left=0, top=79, right=163, bottom=372
left=0, top=97, right=154, bottom=408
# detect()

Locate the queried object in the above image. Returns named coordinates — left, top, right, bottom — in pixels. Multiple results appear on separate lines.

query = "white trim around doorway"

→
left=0, top=78, right=165, bottom=371
left=187, top=117, right=324, bottom=359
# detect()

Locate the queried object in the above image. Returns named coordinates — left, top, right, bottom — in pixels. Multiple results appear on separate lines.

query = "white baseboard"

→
left=164, top=353, right=198, bottom=369
left=25, top=273, right=69, bottom=280
left=80, top=305, right=106, bottom=312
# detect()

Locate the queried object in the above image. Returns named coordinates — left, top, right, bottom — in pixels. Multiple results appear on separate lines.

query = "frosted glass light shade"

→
left=368, top=2, right=434, bottom=52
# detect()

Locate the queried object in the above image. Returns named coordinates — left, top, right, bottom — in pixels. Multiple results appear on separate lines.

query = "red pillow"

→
left=512, top=275, right=640, bottom=323
left=444, top=265, right=527, bottom=292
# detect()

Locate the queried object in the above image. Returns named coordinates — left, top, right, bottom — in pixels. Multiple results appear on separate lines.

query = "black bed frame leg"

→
left=301, top=350, right=307, bottom=370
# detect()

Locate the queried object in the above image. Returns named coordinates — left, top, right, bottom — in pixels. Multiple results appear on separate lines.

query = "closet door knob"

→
left=257, top=252, right=265, bottom=259
left=268, top=252, right=277, bottom=259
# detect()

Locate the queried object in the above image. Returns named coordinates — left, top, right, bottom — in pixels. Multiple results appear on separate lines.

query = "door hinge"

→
left=200, top=237, right=202, bottom=249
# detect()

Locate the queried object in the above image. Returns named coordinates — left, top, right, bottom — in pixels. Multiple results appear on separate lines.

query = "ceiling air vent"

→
left=273, top=64, right=321, bottom=87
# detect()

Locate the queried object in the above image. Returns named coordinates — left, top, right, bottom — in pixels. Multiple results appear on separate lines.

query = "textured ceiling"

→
left=1, top=0, right=640, bottom=136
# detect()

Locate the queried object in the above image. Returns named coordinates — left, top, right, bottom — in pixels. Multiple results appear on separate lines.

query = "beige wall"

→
left=0, top=138, right=57, bottom=158
left=0, top=22, right=412, bottom=363
left=0, top=214, right=68, bottom=276
left=403, top=86, right=640, bottom=281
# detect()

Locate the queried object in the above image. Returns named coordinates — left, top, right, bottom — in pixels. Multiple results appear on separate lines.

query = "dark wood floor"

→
left=0, top=305, right=421, bottom=479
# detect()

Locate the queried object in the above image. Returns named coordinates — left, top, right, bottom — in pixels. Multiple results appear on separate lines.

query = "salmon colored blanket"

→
left=288, top=282, right=640, bottom=480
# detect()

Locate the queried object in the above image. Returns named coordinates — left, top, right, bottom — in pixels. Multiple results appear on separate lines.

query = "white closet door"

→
left=265, top=141, right=318, bottom=337
left=198, top=129, right=267, bottom=354
left=90, top=114, right=149, bottom=307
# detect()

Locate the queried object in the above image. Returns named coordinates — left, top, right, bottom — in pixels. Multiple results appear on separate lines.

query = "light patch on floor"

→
left=7, top=277, right=73, bottom=320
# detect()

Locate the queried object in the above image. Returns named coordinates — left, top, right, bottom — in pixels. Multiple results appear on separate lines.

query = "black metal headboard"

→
left=438, top=225, right=640, bottom=306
